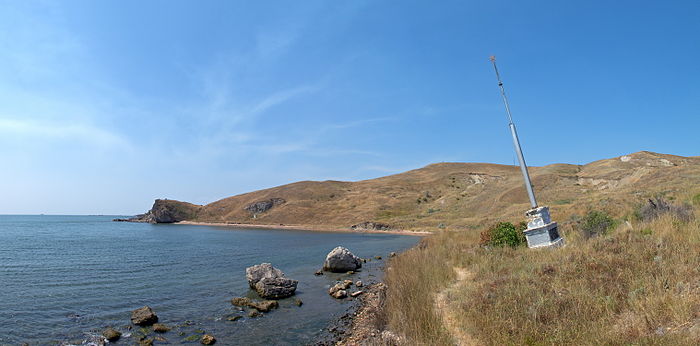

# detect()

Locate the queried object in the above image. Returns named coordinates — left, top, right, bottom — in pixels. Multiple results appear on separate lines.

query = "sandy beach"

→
left=174, top=220, right=432, bottom=236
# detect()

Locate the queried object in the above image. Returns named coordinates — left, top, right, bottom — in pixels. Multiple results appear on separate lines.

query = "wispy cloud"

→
left=0, top=118, right=129, bottom=148
left=248, top=85, right=319, bottom=115
left=319, top=117, right=396, bottom=131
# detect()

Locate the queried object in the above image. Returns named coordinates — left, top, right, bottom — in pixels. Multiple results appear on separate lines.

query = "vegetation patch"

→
left=479, top=221, right=527, bottom=248
left=580, top=210, right=615, bottom=238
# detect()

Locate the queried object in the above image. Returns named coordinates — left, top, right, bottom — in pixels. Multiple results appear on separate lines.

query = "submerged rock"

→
left=231, top=298, right=279, bottom=312
left=201, top=334, right=217, bottom=345
left=323, top=247, right=362, bottom=273
left=102, top=327, right=121, bottom=342
left=131, top=306, right=158, bottom=326
left=250, top=300, right=279, bottom=312
left=153, top=323, right=170, bottom=333
left=231, top=297, right=252, bottom=307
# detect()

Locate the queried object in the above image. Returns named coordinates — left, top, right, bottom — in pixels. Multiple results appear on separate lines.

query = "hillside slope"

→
left=135, top=151, right=700, bottom=231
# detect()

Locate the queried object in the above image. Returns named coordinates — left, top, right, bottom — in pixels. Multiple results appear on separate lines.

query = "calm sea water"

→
left=0, top=215, right=419, bottom=345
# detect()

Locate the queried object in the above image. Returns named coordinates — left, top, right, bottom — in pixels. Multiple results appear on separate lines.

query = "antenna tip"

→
left=489, top=55, right=496, bottom=62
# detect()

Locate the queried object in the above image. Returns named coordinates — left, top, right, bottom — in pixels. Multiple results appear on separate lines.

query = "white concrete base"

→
left=523, top=206, right=564, bottom=249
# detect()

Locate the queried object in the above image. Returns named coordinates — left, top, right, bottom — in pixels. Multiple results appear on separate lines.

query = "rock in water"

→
left=248, top=300, right=279, bottom=312
left=246, top=263, right=285, bottom=289
left=323, top=247, right=362, bottom=273
left=231, top=297, right=279, bottom=312
left=254, top=277, right=298, bottom=299
left=152, top=323, right=171, bottom=333
left=231, top=297, right=252, bottom=307
left=246, top=263, right=298, bottom=299
left=329, top=281, right=352, bottom=299
left=131, top=306, right=158, bottom=326
left=201, top=334, right=216, bottom=345
left=102, top=327, right=121, bottom=342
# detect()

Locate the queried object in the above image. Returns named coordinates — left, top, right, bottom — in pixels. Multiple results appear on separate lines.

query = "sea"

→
left=0, top=215, right=420, bottom=345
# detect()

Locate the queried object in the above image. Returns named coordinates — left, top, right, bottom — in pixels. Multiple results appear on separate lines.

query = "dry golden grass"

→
left=384, top=202, right=700, bottom=345
left=148, top=151, right=700, bottom=231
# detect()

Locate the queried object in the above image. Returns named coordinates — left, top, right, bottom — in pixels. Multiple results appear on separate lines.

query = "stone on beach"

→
left=329, top=280, right=353, bottom=299
left=350, top=291, right=363, bottom=297
left=131, top=306, right=158, bottom=326
left=323, top=246, right=362, bottom=272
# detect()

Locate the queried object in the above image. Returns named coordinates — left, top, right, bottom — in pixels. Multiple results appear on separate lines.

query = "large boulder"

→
left=255, top=277, right=298, bottom=299
left=246, top=263, right=285, bottom=289
left=323, top=247, right=362, bottom=273
left=245, top=263, right=298, bottom=299
left=131, top=306, right=158, bottom=326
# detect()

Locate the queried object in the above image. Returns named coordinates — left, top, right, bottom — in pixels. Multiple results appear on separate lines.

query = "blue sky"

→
left=1, top=1, right=698, bottom=214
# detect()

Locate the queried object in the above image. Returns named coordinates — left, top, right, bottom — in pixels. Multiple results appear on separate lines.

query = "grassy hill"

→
left=147, top=151, right=700, bottom=231
left=139, top=151, right=700, bottom=344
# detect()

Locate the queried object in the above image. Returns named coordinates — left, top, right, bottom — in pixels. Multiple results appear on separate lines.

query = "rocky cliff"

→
left=117, top=199, right=201, bottom=223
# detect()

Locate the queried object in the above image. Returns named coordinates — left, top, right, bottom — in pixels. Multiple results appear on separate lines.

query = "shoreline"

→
left=172, top=220, right=432, bottom=236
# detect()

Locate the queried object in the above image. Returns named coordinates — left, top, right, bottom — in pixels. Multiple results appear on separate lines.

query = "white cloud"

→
left=0, top=118, right=129, bottom=148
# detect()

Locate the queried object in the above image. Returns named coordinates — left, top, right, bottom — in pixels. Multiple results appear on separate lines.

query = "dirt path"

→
left=434, top=267, right=480, bottom=346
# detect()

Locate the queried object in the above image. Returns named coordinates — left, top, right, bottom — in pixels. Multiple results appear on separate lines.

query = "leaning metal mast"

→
left=489, top=56, right=564, bottom=248
left=490, top=56, right=538, bottom=209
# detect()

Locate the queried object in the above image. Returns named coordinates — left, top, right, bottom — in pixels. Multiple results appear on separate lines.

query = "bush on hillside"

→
left=480, top=222, right=526, bottom=248
left=693, top=193, right=700, bottom=206
left=636, top=197, right=694, bottom=222
left=580, top=210, right=615, bottom=238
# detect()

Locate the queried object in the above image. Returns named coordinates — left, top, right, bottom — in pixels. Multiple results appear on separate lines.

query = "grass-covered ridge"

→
left=384, top=196, right=700, bottom=344
left=142, top=151, right=700, bottom=231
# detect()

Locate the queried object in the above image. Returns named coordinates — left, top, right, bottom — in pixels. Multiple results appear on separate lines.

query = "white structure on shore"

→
left=489, top=56, right=564, bottom=248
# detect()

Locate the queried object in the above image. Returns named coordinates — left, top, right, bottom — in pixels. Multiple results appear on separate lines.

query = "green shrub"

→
left=693, top=193, right=700, bottom=206
left=640, top=228, right=653, bottom=236
left=480, top=222, right=526, bottom=248
left=581, top=210, right=615, bottom=238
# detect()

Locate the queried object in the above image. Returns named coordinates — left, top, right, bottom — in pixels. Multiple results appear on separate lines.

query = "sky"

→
left=1, top=0, right=698, bottom=215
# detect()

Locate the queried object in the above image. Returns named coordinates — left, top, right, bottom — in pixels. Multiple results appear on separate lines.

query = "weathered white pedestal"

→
left=523, top=206, right=564, bottom=248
